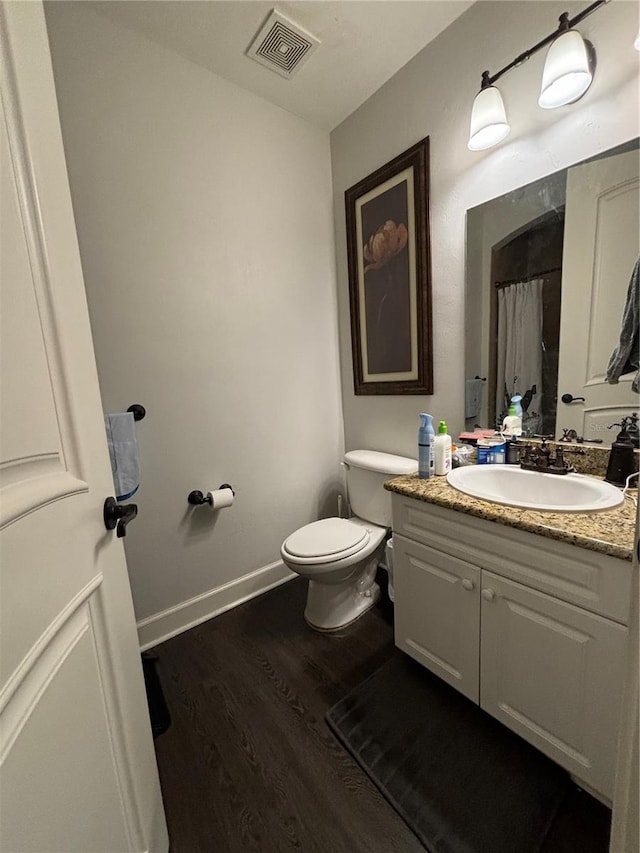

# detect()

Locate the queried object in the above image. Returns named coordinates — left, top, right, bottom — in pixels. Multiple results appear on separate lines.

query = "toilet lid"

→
left=284, top=518, right=368, bottom=559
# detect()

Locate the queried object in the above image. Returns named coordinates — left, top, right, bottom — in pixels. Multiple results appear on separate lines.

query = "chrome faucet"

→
left=519, top=436, right=585, bottom=475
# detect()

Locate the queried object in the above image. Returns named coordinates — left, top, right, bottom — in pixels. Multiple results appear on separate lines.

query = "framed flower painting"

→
left=345, top=137, right=433, bottom=395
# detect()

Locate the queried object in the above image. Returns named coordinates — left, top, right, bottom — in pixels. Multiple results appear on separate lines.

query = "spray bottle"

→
left=510, top=395, right=523, bottom=418
left=418, top=413, right=435, bottom=479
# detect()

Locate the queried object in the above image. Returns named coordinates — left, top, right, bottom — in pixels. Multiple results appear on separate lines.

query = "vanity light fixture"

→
left=468, top=1, right=610, bottom=151
left=538, top=23, right=594, bottom=108
left=468, top=77, right=510, bottom=151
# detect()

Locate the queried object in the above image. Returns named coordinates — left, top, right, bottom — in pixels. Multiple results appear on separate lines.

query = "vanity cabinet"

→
left=391, top=494, right=632, bottom=801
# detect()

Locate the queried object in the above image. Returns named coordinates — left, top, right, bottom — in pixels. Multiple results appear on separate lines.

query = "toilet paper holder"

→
left=188, top=484, right=235, bottom=506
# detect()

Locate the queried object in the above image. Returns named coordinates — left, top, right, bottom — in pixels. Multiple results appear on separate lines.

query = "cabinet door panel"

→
left=480, top=571, right=627, bottom=799
left=393, top=534, right=480, bottom=702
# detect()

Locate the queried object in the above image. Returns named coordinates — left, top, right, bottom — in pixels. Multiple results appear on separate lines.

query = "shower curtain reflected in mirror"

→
left=496, top=279, right=543, bottom=433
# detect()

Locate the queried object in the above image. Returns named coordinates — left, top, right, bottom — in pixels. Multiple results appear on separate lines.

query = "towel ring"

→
left=127, top=404, right=146, bottom=421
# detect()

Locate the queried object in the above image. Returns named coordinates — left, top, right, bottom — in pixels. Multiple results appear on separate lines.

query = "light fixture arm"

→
left=479, top=1, right=608, bottom=90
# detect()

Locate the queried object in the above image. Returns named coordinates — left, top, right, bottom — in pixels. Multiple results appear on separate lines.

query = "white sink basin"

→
left=446, top=465, right=624, bottom=513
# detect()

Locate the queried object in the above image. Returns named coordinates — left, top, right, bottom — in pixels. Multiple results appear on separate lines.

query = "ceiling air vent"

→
left=247, top=9, right=319, bottom=79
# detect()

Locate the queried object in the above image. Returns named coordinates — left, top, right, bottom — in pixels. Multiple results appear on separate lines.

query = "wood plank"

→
left=150, top=576, right=609, bottom=852
left=152, top=578, right=424, bottom=853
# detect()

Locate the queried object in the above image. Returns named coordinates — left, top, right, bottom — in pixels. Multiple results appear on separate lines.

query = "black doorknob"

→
left=561, top=393, right=586, bottom=404
left=103, top=497, right=138, bottom=538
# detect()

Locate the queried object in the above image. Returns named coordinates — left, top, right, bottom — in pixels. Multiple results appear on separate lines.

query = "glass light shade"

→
left=538, top=29, right=593, bottom=109
left=635, top=29, right=640, bottom=51
left=468, top=86, right=510, bottom=151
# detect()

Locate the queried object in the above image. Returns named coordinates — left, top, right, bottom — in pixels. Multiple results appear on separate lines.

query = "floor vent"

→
left=246, top=9, right=319, bottom=79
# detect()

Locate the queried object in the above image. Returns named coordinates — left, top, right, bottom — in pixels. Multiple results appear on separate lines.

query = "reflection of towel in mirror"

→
left=465, top=379, right=484, bottom=419
left=606, top=258, right=639, bottom=394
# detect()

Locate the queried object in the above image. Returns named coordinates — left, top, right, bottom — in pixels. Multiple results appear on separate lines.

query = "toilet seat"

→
left=282, top=518, right=370, bottom=566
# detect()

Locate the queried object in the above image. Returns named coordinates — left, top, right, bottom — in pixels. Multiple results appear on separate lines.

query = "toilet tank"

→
left=344, top=450, right=417, bottom=527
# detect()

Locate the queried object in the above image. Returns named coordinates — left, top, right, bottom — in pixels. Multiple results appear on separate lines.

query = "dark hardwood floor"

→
left=152, top=577, right=424, bottom=853
left=151, top=576, right=611, bottom=853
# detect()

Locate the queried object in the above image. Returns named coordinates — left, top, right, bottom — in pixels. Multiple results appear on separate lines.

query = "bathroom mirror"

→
left=465, top=138, right=639, bottom=446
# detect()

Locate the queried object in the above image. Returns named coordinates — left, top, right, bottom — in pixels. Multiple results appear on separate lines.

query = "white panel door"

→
left=0, top=4, right=167, bottom=851
left=393, top=534, right=480, bottom=702
left=556, top=149, right=639, bottom=443
left=480, top=571, right=627, bottom=800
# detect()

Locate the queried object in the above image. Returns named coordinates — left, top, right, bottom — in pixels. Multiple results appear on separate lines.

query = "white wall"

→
left=44, top=0, right=640, bottom=642
left=45, top=4, right=343, bottom=642
left=331, top=0, right=639, bottom=458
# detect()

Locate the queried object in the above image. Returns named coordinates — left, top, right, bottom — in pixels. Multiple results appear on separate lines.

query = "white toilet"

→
left=280, top=450, right=417, bottom=631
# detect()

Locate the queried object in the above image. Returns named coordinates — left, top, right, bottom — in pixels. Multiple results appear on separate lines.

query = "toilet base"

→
left=303, top=554, right=381, bottom=632
left=304, top=582, right=380, bottom=632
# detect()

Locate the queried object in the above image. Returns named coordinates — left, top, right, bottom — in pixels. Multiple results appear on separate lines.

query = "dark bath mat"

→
left=541, top=784, right=611, bottom=853
left=142, top=652, right=171, bottom=739
left=326, top=653, right=571, bottom=853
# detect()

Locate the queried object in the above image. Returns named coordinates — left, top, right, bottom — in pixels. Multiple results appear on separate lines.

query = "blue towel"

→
left=105, top=412, right=140, bottom=501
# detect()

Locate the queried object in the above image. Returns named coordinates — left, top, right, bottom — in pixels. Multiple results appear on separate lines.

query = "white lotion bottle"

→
left=434, top=420, right=452, bottom=476
left=501, top=404, right=523, bottom=437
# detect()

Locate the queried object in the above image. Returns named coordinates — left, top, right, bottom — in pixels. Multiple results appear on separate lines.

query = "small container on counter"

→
left=506, top=437, right=521, bottom=465
left=452, top=444, right=476, bottom=467
left=477, top=437, right=506, bottom=464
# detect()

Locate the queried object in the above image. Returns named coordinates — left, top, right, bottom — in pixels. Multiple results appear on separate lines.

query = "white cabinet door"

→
left=480, top=571, right=627, bottom=799
left=0, top=4, right=167, bottom=851
left=393, top=534, right=480, bottom=702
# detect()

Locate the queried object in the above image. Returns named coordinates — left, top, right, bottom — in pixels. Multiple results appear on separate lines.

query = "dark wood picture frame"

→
left=345, top=137, right=433, bottom=395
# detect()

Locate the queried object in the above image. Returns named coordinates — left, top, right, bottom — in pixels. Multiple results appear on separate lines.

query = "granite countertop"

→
left=385, top=473, right=637, bottom=561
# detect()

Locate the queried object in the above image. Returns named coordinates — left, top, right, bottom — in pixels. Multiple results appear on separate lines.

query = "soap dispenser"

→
left=605, top=419, right=636, bottom=486
left=502, top=404, right=523, bottom=437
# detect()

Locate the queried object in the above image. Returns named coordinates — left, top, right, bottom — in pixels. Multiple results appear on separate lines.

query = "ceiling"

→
left=89, top=1, right=473, bottom=130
